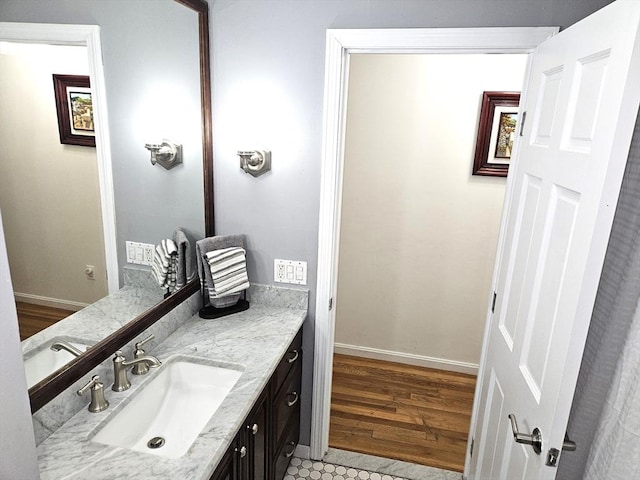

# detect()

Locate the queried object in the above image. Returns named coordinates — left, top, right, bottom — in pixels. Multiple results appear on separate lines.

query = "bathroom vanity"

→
left=35, top=286, right=307, bottom=480
left=209, top=328, right=302, bottom=480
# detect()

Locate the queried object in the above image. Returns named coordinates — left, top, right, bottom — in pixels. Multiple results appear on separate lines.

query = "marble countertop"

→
left=36, top=289, right=307, bottom=480
left=22, top=266, right=166, bottom=367
left=22, top=283, right=165, bottom=358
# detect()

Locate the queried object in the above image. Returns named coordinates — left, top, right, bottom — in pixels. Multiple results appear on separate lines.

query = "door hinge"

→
left=519, top=111, right=527, bottom=137
left=470, top=437, right=474, bottom=457
left=329, top=298, right=333, bottom=311
left=491, top=291, right=497, bottom=313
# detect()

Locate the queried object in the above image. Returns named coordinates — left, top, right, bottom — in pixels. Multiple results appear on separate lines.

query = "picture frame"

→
left=472, top=91, right=520, bottom=177
left=52, top=74, right=96, bottom=147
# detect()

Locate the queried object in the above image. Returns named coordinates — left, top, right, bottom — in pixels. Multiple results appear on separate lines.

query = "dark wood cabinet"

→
left=272, top=361, right=302, bottom=450
left=208, top=436, right=238, bottom=480
left=209, top=329, right=303, bottom=480
left=273, top=413, right=300, bottom=480
left=243, top=389, right=268, bottom=480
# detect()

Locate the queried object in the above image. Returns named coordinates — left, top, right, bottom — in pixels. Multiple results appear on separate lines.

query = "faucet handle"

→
left=77, top=375, right=109, bottom=413
left=132, top=334, right=155, bottom=376
left=134, top=334, right=154, bottom=352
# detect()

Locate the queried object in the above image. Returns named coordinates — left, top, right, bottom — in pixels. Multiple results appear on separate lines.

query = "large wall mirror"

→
left=0, top=0, right=213, bottom=412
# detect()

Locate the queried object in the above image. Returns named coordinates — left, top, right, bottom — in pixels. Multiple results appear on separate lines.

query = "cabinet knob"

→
left=286, top=391, right=299, bottom=407
left=237, top=446, right=247, bottom=458
left=248, top=423, right=259, bottom=435
left=287, top=349, right=299, bottom=364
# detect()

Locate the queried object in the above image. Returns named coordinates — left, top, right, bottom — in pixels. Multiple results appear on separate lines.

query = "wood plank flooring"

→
left=329, top=354, right=476, bottom=473
left=15, top=302, right=73, bottom=340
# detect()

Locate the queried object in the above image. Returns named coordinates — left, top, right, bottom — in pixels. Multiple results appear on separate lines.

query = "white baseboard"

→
left=334, top=342, right=478, bottom=375
left=14, top=292, right=87, bottom=312
left=294, top=444, right=310, bottom=459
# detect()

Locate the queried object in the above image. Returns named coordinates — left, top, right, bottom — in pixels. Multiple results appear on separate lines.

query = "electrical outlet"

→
left=85, top=265, right=95, bottom=280
left=274, top=259, right=307, bottom=285
left=126, top=241, right=155, bottom=266
left=143, top=244, right=154, bottom=264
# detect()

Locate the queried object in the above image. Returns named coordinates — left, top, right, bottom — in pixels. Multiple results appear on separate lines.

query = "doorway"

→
left=310, top=26, right=559, bottom=461
left=328, top=51, right=527, bottom=471
left=0, top=23, right=118, bottom=334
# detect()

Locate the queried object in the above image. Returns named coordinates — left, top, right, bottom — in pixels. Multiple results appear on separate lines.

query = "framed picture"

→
left=52, top=74, right=96, bottom=147
left=472, top=91, right=520, bottom=177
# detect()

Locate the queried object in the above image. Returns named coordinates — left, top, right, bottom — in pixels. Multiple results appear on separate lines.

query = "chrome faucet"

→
left=112, top=350, right=161, bottom=392
left=50, top=341, right=84, bottom=357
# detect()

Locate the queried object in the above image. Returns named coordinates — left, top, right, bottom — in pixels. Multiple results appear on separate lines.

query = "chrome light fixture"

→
left=238, top=150, right=271, bottom=177
left=144, top=139, right=182, bottom=170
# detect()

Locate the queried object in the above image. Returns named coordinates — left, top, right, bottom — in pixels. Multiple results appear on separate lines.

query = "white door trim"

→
left=310, top=26, right=559, bottom=460
left=0, top=22, right=118, bottom=294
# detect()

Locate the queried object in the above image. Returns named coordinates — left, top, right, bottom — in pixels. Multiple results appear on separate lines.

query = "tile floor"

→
left=286, top=448, right=462, bottom=480
left=285, top=457, right=407, bottom=480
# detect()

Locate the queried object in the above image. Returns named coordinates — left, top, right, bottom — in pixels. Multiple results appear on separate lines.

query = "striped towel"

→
left=205, top=247, right=250, bottom=298
left=152, top=239, right=178, bottom=290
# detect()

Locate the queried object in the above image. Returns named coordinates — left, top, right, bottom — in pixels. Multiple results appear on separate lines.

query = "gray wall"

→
left=210, top=0, right=614, bottom=447
left=0, top=0, right=205, bottom=284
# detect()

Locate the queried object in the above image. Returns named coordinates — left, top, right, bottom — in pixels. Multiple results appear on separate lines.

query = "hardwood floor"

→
left=15, top=302, right=74, bottom=340
left=329, top=354, right=476, bottom=473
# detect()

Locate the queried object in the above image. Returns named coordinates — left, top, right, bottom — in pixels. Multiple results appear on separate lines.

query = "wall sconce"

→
left=238, top=150, right=271, bottom=177
left=144, top=139, right=182, bottom=170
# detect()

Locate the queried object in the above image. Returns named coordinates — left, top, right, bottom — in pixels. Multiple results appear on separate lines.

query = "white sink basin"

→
left=93, top=360, right=242, bottom=459
left=23, top=339, right=91, bottom=389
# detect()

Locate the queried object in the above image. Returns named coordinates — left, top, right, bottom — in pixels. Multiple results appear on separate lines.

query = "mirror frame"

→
left=28, top=0, right=214, bottom=413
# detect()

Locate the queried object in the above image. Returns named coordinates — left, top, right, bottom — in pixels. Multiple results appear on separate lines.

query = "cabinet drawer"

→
left=273, top=361, right=302, bottom=448
left=272, top=329, right=302, bottom=397
left=273, top=415, right=300, bottom=480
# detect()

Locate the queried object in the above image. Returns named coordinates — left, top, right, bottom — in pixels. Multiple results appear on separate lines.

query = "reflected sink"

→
left=23, top=339, right=91, bottom=389
left=93, top=360, right=243, bottom=459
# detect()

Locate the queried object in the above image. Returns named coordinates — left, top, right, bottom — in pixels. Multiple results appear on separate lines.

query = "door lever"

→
left=508, top=414, right=542, bottom=454
left=563, top=432, right=576, bottom=451
left=546, top=432, right=577, bottom=467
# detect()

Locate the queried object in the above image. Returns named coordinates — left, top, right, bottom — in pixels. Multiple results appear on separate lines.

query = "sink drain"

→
left=147, top=436, right=165, bottom=449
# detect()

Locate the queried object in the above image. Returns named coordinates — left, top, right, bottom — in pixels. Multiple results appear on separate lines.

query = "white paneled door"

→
left=467, top=1, right=640, bottom=479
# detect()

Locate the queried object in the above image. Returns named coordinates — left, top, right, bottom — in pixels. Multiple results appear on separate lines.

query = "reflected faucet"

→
left=50, top=341, right=84, bottom=357
left=112, top=350, right=161, bottom=392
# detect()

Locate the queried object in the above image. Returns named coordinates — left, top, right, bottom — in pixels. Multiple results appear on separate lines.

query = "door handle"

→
left=545, top=432, right=577, bottom=467
left=508, top=414, right=542, bottom=454
left=563, top=432, right=576, bottom=451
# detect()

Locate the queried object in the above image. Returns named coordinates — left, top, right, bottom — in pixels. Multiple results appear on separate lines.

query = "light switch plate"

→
left=126, top=241, right=155, bottom=266
left=274, top=259, right=307, bottom=285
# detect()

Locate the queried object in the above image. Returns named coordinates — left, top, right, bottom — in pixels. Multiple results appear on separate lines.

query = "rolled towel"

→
left=152, top=239, right=178, bottom=290
left=173, top=228, right=196, bottom=289
left=196, top=235, right=246, bottom=308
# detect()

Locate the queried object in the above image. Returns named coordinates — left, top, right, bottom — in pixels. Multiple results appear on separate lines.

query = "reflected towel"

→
left=173, top=228, right=196, bottom=289
left=152, top=239, right=178, bottom=290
